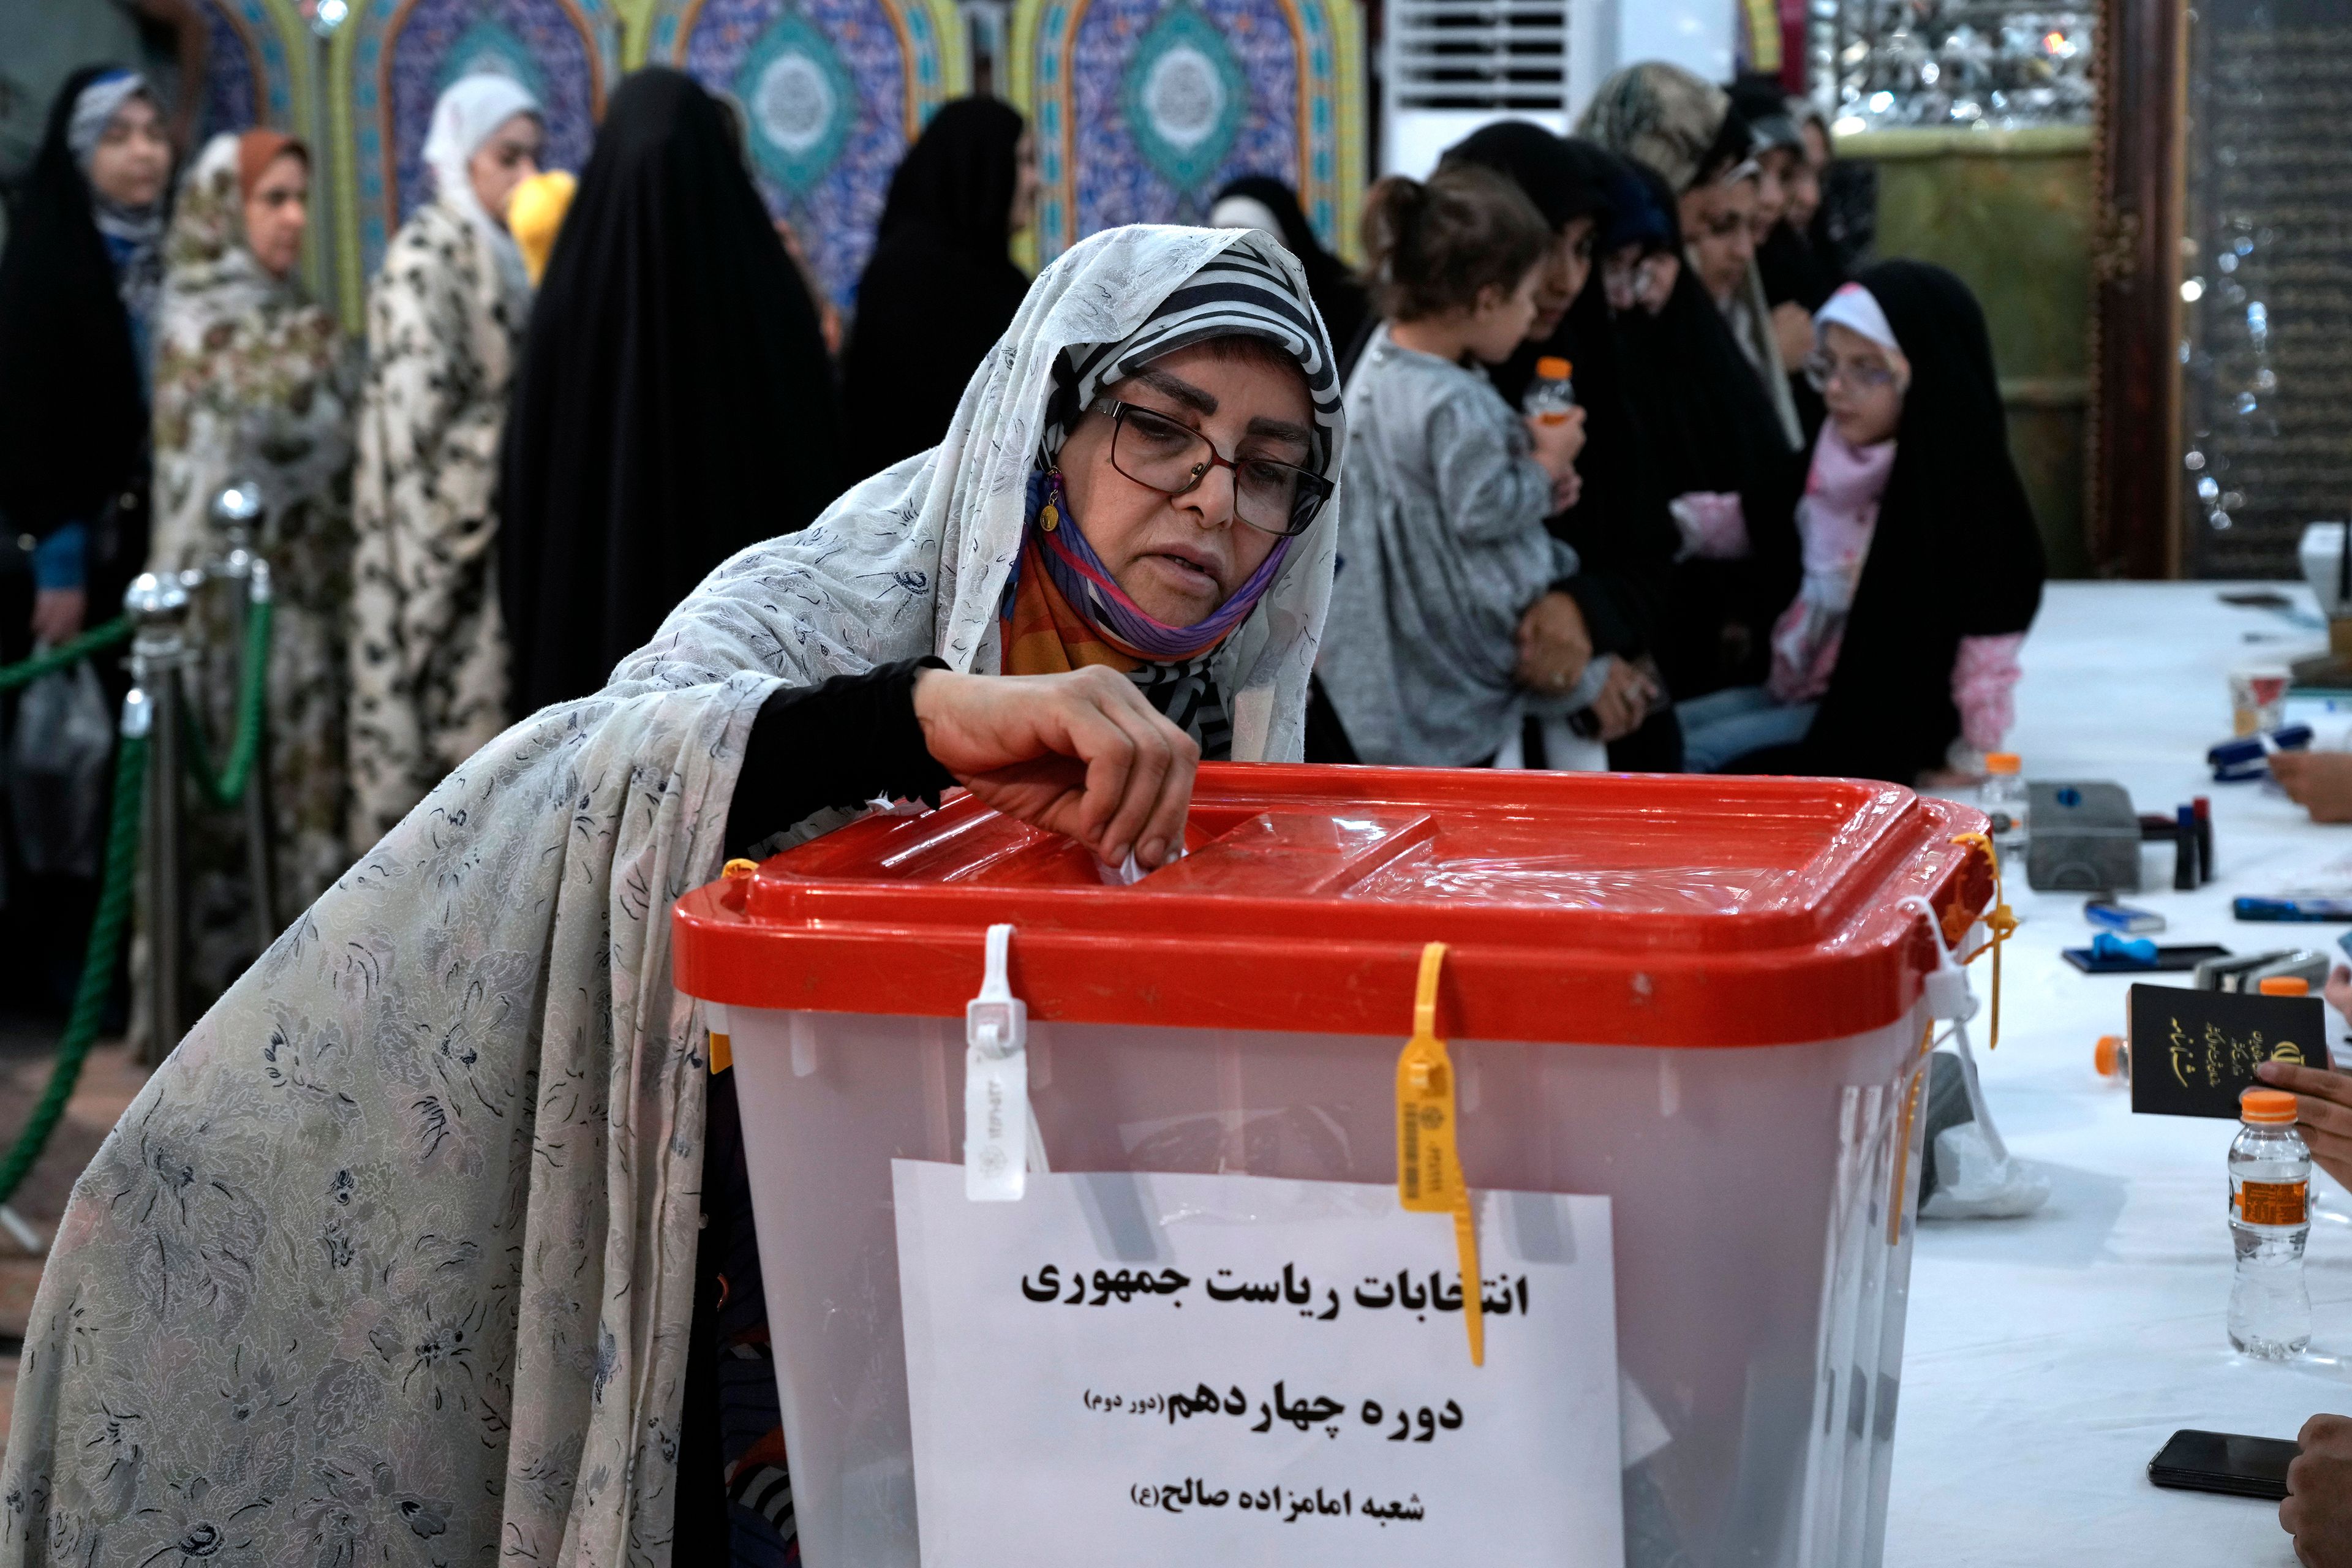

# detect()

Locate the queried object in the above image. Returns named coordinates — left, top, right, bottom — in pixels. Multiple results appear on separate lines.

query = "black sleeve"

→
left=1551, top=492, right=1679, bottom=657
left=723, top=656, right=958, bottom=859
left=1545, top=404, right=1681, bottom=658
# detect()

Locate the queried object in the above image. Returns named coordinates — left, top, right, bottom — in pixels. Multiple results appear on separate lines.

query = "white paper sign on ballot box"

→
left=892, top=1159, right=1623, bottom=1565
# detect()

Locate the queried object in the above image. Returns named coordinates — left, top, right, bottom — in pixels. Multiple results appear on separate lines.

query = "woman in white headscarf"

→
left=1, top=223, right=1341, bottom=1566
left=347, top=74, right=543, bottom=850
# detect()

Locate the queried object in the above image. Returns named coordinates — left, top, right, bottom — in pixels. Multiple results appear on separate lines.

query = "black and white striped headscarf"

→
left=1040, top=229, right=1344, bottom=479
left=1020, top=229, right=1345, bottom=760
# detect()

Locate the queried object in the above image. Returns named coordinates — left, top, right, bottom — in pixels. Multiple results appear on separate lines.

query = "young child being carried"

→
left=1316, top=162, right=1613, bottom=766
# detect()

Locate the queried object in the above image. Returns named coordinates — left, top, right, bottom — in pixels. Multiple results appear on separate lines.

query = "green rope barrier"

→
left=0, top=722, right=148, bottom=1208
left=181, top=596, right=273, bottom=809
left=0, top=616, right=132, bottom=693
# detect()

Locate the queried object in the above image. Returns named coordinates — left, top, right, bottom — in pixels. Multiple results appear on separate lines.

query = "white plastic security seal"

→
left=1899, top=899, right=2049, bottom=1217
left=1901, top=896, right=1980, bottom=1023
left=966, top=924, right=1047, bottom=1200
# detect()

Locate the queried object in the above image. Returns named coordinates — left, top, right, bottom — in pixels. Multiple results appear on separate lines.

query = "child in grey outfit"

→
left=1317, top=162, right=1600, bottom=766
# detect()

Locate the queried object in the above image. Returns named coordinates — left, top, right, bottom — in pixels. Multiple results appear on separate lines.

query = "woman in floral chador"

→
left=346, top=75, right=543, bottom=851
left=2, top=222, right=1343, bottom=1566
left=148, top=129, right=355, bottom=1003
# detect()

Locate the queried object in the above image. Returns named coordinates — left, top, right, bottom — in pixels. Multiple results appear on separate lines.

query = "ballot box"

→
left=672, top=764, right=1994, bottom=1568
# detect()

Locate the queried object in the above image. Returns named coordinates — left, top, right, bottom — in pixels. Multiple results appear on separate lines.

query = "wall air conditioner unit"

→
left=1382, top=0, right=1596, bottom=176
left=1381, top=0, right=1741, bottom=178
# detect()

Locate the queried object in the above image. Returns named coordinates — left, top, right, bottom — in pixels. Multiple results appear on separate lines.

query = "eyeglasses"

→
left=1803, top=352, right=1899, bottom=393
left=1092, top=399, right=1330, bottom=538
left=1604, top=254, right=1672, bottom=311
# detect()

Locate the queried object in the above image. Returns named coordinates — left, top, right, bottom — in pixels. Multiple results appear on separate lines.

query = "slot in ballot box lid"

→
left=673, top=764, right=1992, bottom=1047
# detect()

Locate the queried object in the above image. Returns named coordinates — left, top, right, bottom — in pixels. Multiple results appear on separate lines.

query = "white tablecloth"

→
left=1885, top=582, right=2352, bottom=1566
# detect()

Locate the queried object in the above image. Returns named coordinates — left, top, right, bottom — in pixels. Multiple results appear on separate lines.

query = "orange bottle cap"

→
left=2094, top=1035, right=2125, bottom=1077
left=2242, top=1087, right=2299, bottom=1123
left=2259, top=976, right=2310, bottom=996
left=1985, top=753, right=2021, bottom=774
left=1535, top=355, right=1571, bottom=380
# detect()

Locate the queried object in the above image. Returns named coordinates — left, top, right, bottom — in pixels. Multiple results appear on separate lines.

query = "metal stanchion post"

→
left=241, top=558, right=276, bottom=944
left=305, top=6, right=345, bottom=308
left=209, top=484, right=275, bottom=948
left=125, top=572, right=190, bottom=1065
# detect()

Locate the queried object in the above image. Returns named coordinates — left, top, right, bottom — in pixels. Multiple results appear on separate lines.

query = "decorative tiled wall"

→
left=195, top=0, right=1365, bottom=325
left=341, top=0, right=615, bottom=307
left=650, top=0, right=962, bottom=309
left=1012, top=0, right=1362, bottom=268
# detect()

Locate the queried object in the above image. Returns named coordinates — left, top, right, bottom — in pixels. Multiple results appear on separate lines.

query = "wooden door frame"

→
left=2086, top=0, right=2184, bottom=578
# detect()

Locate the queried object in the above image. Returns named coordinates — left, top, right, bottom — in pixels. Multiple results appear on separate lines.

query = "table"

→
left=1884, top=582, right=2352, bottom=1566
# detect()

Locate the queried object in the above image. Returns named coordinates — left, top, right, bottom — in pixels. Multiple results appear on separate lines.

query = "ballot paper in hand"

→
left=892, top=1160, right=1621, bottom=1567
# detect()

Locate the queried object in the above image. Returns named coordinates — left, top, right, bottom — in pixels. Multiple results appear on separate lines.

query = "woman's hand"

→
left=1549, top=466, right=1584, bottom=515
left=913, top=665, right=1199, bottom=868
left=29, top=588, right=86, bottom=647
left=2272, top=751, right=2352, bottom=824
left=1585, top=658, right=1657, bottom=742
left=1514, top=591, right=1593, bottom=696
left=2255, top=1054, right=2352, bottom=1191
left=1772, top=301, right=1815, bottom=371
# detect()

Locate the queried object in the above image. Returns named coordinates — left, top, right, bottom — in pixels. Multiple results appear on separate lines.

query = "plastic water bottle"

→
left=2093, top=1033, right=2129, bottom=1082
left=2228, top=1087, right=2313, bottom=1359
left=1523, top=355, right=1576, bottom=424
left=1981, top=752, right=2027, bottom=865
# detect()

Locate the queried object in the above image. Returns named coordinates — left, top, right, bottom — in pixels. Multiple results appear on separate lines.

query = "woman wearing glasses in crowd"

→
left=1, top=222, right=1343, bottom=1565
left=1674, top=264, right=2044, bottom=783
left=1314, top=162, right=1595, bottom=767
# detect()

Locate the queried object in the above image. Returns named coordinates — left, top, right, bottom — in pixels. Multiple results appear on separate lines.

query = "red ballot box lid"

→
left=672, top=764, right=1993, bottom=1047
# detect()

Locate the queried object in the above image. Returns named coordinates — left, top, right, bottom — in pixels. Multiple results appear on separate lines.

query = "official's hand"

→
left=912, top=665, right=1198, bottom=868
left=2255, top=1056, right=2352, bottom=1192
left=29, top=588, right=85, bottom=647
left=2328, top=963, right=2352, bottom=1023
left=1586, top=658, right=1657, bottom=742
left=2272, top=751, right=2352, bottom=824
left=2282, top=1413, right=2352, bottom=1567
left=1514, top=591, right=1593, bottom=696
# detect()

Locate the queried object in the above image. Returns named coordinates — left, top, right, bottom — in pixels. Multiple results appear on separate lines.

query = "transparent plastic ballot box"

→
left=673, top=764, right=1996, bottom=1568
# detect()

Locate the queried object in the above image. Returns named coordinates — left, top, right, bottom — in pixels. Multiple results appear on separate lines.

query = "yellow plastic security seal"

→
left=1948, top=831, right=2016, bottom=1048
left=1396, top=941, right=1483, bottom=1367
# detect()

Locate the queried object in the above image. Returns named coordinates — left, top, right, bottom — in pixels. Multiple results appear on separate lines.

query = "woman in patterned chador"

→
left=1, top=222, right=1344, bottom=1567
left=146, top=129, right=355, bottom=1005
left=346, top=74, right=545, bottom=853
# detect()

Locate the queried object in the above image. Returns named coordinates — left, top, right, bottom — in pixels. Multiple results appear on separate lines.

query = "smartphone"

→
left=2237, top=897, right=2352, bottom=922
left=2086, top=900, right=2167, bottom=935
left=2148, top=1429, right=2299, bottom=1501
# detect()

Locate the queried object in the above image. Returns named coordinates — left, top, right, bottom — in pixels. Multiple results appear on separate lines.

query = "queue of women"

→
left=0, top=50, right=2046, bottom=1566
